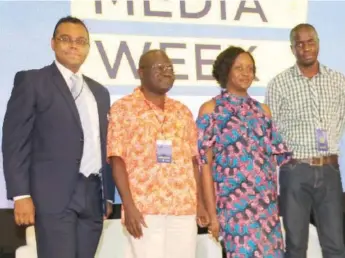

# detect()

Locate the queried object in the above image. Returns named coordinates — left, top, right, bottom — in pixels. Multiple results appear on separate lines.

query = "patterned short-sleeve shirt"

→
left=107, top=87, right=198, bottom=215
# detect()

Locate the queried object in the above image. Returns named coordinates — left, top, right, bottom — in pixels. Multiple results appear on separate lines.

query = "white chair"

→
left=15, top=220, right=127, bottom=258
left=196, top=234, right=222, bottom=258
left=196, top=218, right=323, bottom=258
left=280, top=218, right=322, bottom=258
left=306, top=224, right=322, bottom=258
left=15, top=219, right=323, bottom=258
left=15, top=226, right=36, bottom=258
left=95, top=220, right=126, bottom=258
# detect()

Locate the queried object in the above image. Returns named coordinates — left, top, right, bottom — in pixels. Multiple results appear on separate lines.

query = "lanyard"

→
left=308, top=78, right=324, bottom=128
left=144, top=99, right=166, bottom=138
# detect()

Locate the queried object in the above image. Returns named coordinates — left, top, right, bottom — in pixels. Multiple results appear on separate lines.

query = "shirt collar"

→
left=291, top=62, right=329, bottom=78
left=133, top=86, right=173, bottom=112
left=55, top=60, right=83, bottom=89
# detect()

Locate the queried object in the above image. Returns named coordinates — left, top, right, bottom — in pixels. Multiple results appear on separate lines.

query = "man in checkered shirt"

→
left=265, top=23, right=345, bottom=258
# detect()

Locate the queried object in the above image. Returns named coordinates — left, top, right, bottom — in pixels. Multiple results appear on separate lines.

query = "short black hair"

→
left=290, top=23, right=318, bottom=44
left=52, top=16, right=89, bottom=38
left=212, top=46, right=256, bottom=89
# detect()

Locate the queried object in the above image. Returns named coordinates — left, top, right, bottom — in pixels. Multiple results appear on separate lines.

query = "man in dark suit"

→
left=2, top=16, right=114, bottom=258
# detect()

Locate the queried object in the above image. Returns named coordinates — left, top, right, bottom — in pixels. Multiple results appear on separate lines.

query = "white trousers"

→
left=124, top=215, right=197, bottom=258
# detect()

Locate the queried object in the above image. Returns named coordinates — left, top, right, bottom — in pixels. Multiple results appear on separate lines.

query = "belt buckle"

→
left=311, top=157, right=323, bottom=166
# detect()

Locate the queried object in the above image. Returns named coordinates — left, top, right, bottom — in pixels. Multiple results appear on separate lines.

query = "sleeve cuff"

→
left=13, top=195, right=31, bottom=201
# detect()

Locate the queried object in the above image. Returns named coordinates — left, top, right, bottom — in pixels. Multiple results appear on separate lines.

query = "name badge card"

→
left=315, top=128, right=329, bottom=151
left=156, top=140, right=172, bottom=163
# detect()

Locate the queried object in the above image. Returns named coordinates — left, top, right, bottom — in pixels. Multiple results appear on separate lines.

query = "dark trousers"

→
left=312, top=195, right=345, bottom=246
left=279, top=162, right=345, bottom=258
left=35, top=174, right=103, bottom=258
left=343, top=194, right=345, bottom=244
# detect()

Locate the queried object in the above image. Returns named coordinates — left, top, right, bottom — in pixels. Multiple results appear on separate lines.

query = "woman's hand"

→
left=208, top=216, right=220, bottom=240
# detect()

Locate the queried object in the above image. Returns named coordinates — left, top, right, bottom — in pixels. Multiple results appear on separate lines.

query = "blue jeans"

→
left=279, top=162, right=345, bottom=258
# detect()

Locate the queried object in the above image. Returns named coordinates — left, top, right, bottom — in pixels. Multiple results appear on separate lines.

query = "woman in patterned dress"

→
left=197, top=46, right=292, bottom=258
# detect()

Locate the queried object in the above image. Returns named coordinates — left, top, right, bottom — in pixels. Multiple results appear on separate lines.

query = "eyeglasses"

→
left=55, top=35, right=89, bottom=46
left=141, top=63, right=174, bottom=73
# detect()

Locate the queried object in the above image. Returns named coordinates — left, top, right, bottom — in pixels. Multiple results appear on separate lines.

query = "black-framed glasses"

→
left=55, top=35, right=89, bottom=46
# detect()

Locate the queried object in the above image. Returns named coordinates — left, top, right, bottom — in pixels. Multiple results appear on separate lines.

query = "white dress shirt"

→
left=14, top=60, right=102, bottom=201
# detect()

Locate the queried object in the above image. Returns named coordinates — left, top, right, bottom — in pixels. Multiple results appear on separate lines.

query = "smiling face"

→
left=51, top=22, right=90, bottom=73
left=291, top=26, right=319, bottom=68
left=227, top=52, right=255, bottom=93
left=138, top=51, right=175, bottom=95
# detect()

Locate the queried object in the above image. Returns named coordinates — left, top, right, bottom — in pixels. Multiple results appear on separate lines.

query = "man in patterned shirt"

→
left=107, top=50, right=208, bottom=258
left=265, top=23, right=345, bottom=258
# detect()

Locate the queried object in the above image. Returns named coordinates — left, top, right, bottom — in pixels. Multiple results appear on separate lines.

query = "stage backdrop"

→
left=1, top=0, right=345, bottom=207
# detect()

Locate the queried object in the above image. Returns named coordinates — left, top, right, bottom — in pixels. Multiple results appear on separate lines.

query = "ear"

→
left=137, top=68, right=144, bottom=80
left=290, top=45, right=295, bottom=56
left=51, top=38, right=55, bottom=51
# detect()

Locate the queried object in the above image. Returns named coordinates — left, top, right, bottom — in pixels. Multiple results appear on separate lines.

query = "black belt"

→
left=80, top=173, right=100, bottom=181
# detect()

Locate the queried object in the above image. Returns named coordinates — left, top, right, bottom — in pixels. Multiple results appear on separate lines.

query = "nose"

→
left=69, top=42, right=78, bottom=49
left=161, top=69, right=174, bottom=77
left=302, top=42, right=313, bottom=52
left=241, top=68, right=251, bottom=76
left=303, top=45, right=311, bottom=52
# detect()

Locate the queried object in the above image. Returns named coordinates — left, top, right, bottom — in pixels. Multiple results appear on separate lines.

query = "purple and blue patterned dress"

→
left=197, top=91, right=291, bottom=258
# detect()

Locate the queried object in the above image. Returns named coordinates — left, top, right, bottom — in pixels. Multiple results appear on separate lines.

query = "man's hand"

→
left=197, top=203, right=210, bottom=228
left=124, top=204, right=147, bottom=239
left=14, top=197, right=35, bottom=226
left=103, top=202, right=113, bottom=220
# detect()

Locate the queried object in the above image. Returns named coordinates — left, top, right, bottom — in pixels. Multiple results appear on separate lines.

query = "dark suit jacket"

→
left=2, top=63, right=114, bottom=214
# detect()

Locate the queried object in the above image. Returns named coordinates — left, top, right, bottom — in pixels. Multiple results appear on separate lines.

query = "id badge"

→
left=315, top=128, right=329, bottom=151
left=156, top=140, right=172, bottom=163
